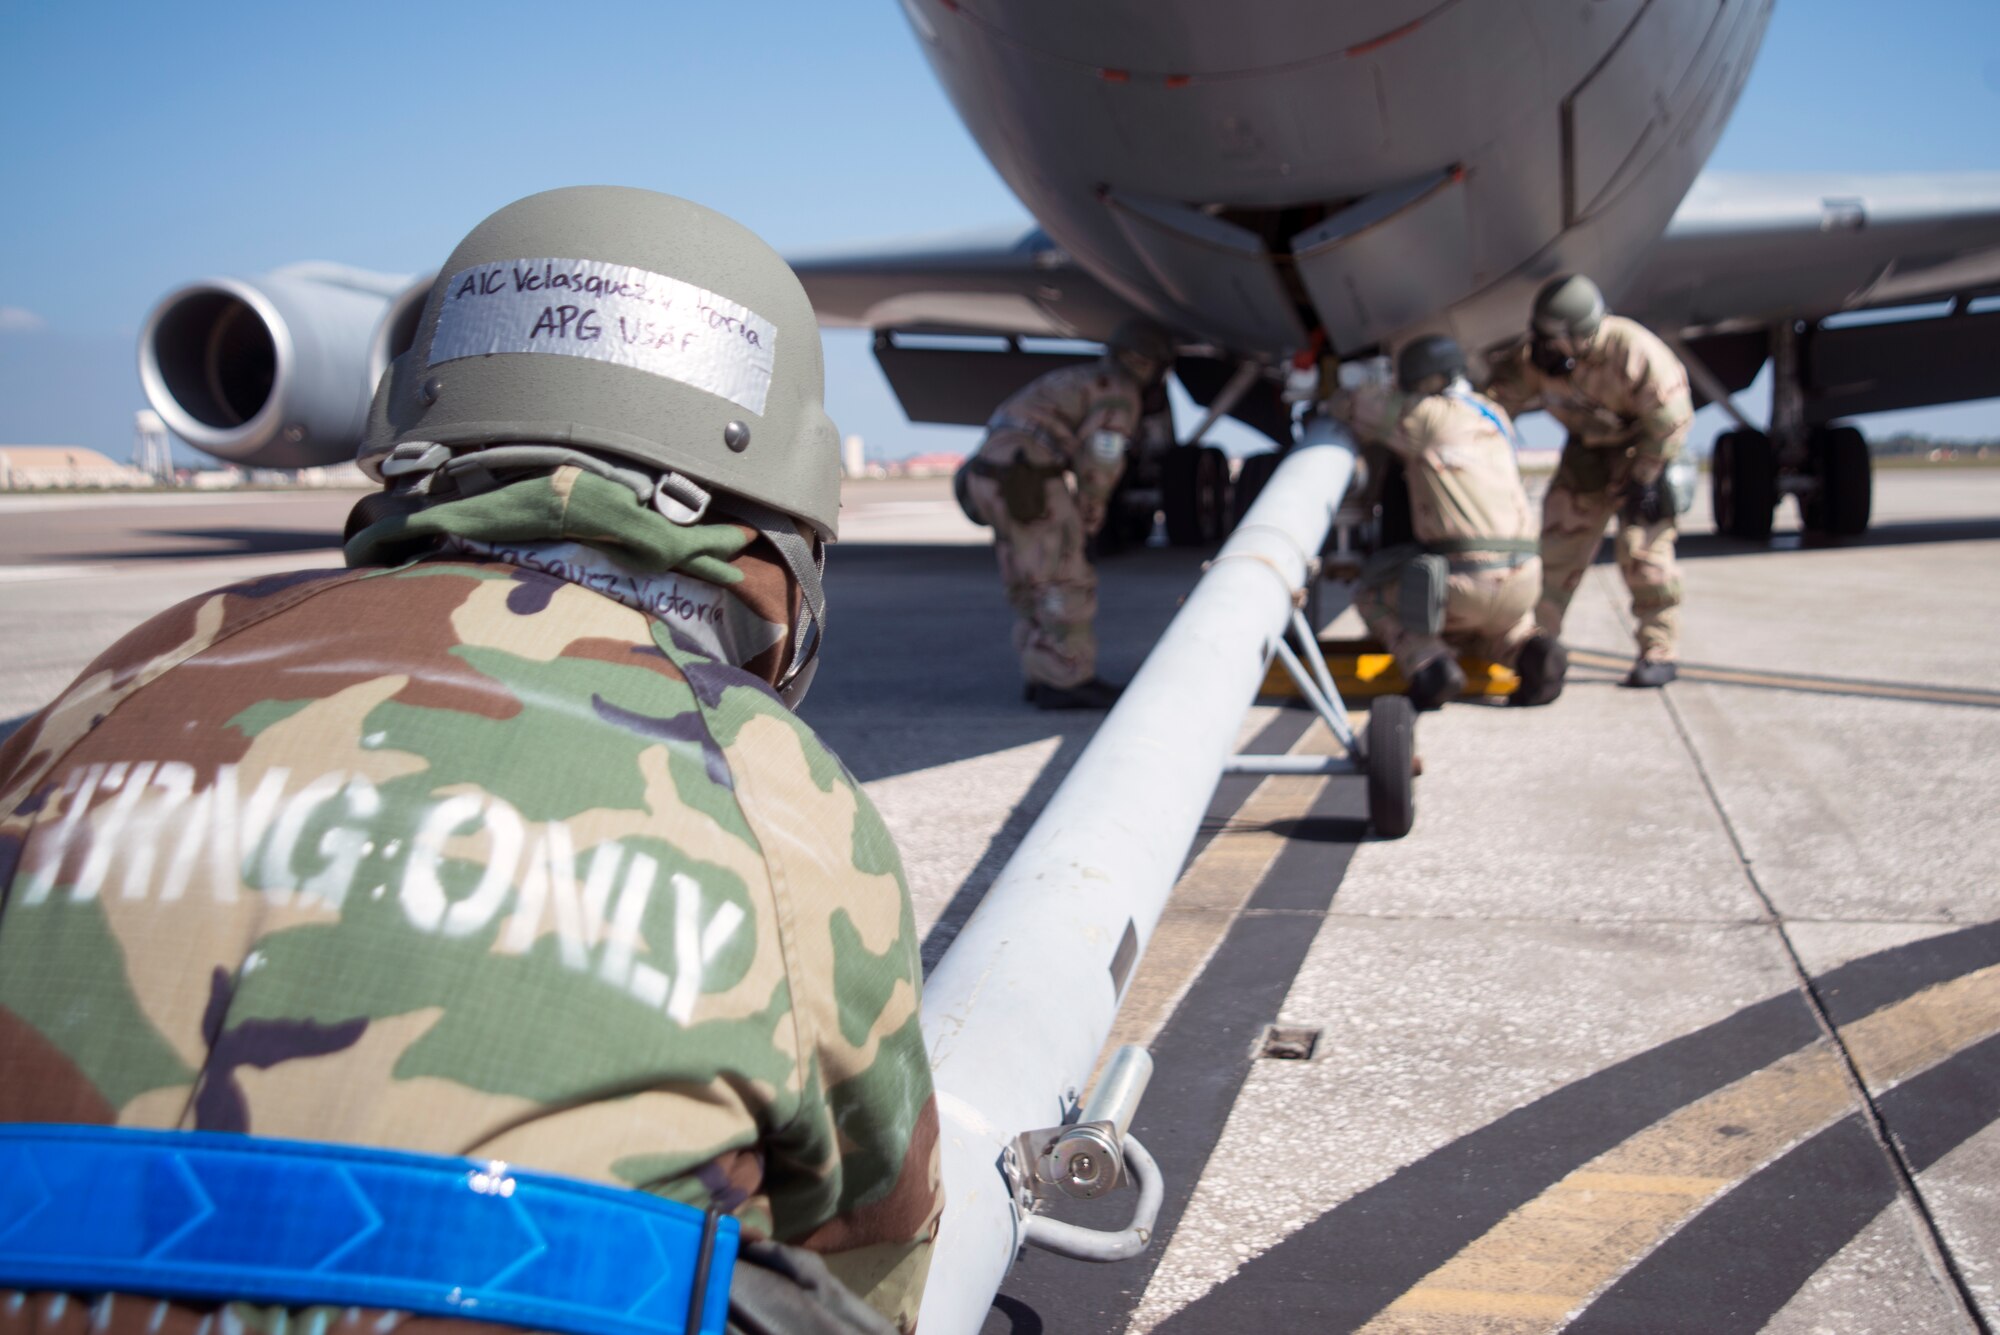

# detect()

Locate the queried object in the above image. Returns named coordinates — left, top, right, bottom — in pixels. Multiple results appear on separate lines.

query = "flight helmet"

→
left=1105, top=317, right=1176, bottom=385
left=1396, top=334, right=1466, bottom=394
left=1529, top=274, right=1607, bottom=375
left=359, top=186, right=838, bottom=701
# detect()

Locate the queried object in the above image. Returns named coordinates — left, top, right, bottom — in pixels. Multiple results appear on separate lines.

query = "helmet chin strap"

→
left=368, top=440, right=828, bottom=705
left=710, top=493, right=827, bottom=706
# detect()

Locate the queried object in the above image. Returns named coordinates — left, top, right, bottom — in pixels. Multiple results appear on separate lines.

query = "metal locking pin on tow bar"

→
left=1020, top=1045, right=1152, bottom=1200
left=1012, top=1046, right=1164, bottom=1262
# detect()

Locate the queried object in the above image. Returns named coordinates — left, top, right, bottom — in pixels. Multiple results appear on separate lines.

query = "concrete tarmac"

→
left=2, top=470, right=1997, bottom=1332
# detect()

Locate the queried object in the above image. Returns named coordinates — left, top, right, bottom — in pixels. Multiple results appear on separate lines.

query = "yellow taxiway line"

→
left=1359, top=963, right=2000, bottom=1332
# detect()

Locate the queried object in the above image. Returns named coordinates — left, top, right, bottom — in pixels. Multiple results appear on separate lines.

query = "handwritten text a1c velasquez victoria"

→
left=426, top=257, right=779, bottom=416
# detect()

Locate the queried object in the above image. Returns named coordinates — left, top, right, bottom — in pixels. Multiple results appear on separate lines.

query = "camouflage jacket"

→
left=1485, top=314, right=1694, bottom=489
left=0, top=467, right=941, bottom=1332
left=1328, top=383, right=1536, bottom=553
left=977, top=362, right=1144, bottom=532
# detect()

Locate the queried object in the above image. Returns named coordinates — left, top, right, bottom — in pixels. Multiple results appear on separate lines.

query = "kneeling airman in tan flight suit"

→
left=1325, top=335, right=1567, bottom=710
left=1485, top=274, right=1695, bottom=688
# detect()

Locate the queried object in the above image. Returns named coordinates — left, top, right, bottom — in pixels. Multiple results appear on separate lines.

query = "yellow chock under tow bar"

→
left=1258, top=637, right=1520, bottom=701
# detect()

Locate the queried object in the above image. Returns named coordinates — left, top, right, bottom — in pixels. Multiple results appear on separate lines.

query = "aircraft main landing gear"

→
left=1162, top=444, right=1231, bottom=545
left=1684, top=322, right=1876, bottom=542
left=1712, top=427, right=1777, bottom=540
left=1231, top=451, right=1282, bottom=529
left=1805, top=424, right=1872, bottom=537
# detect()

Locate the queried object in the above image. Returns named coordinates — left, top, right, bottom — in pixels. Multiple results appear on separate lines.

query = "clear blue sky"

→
left=2, top=0, right=1997, bottom=463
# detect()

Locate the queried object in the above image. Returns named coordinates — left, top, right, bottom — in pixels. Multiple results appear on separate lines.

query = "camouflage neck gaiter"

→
left=344, top=465, right=802, bottom=687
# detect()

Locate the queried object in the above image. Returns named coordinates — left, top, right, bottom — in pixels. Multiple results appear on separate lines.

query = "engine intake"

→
left=139, top=264, right=421, bottom=470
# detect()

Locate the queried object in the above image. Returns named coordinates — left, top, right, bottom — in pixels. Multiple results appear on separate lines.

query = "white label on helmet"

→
left=1089, top=430, right=1127, bottom=463
left=428, top=258, right=779, bottom=416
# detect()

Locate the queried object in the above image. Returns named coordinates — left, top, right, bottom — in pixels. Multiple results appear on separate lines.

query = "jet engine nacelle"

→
left=138, top=263, right=433, bottom=469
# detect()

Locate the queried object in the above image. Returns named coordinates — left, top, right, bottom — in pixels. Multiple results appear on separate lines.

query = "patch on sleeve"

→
left=429, top=258, right=778, bottom=415
left=1088, top=430, right=1127, bottom=464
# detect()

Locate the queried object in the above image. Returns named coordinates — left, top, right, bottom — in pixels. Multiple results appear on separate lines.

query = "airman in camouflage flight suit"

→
left=958, top=319, right=1174, bottom=710
left=1485, top=274, right=1694, bottom=688
left=0, top=189, right=939, bottom=1335
left=1328, top=336, right=1567, bottom=710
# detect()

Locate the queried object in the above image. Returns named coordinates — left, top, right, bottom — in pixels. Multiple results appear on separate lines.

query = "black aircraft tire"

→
left=1713, top=428, right=1777, bottom=541
left=1231, top=451, right=1282, bottom=530
left=1088, top=469, right=1158, bottom=559
left=1164, top=446, right=1231, bottom=546
left=1807, top=425, right=1873, bottom=537
left=1366, top=696, right=1416, bottom=839
left=1378, top=461, right=1416, bottom=549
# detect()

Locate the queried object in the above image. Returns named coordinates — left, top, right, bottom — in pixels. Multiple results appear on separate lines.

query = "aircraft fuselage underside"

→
left=904, top=0, right=1774, bottom=363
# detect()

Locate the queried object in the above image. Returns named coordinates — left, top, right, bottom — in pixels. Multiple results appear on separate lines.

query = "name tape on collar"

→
left=429, top=258, right=778, bottom=416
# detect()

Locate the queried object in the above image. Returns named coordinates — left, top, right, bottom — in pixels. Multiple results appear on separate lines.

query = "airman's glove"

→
left=1621, top=477, right=1671, bottom=524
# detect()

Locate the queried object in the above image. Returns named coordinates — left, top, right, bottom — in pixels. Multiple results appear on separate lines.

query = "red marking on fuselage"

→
left=1346, top=19, right=1424, bottom=57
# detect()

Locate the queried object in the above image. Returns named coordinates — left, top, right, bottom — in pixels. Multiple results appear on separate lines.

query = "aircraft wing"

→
left=790, top=224, right=1137, bottom=341
left=792, top=225, right=1171, bottom=428
left=1623, top=172, right=2000, bottom=415
left=1628, top=171, right=2000, bottom=331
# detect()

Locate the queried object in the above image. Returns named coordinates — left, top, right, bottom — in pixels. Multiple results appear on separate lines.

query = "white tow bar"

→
left=916, top=421, right=1360, bottom=1334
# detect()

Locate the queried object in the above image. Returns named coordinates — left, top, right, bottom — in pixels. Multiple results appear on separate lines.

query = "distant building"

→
left=890, top=451, right=967, bottom=478
left=842, top=434, right=867, bottom=479
left=0, top=446, right=151, bottom=490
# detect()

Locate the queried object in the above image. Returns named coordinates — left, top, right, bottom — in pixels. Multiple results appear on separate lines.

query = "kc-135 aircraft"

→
left=138, top=0, right=2000, bottom=548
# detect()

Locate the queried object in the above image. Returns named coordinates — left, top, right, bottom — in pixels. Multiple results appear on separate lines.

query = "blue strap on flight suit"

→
left=0, top=1125, right=736, bottom=1335
left=1448, top=388, right=1519, bottom=453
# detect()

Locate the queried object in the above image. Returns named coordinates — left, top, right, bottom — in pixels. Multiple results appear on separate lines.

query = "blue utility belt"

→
left=0, top=1125, right=736, bottom=1335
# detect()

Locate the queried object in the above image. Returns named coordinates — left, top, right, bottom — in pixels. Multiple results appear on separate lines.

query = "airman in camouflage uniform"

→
left=0, top=189, right=939, bottom=1335
left=1328, top=336, right=1566, bottom=710
left=1485, top=274, right=1694, bottom=687
left=959, top=320, right=1173, bottom=710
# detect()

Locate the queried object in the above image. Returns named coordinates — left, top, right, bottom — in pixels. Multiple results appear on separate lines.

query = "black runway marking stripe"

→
left=1816, top=918, right=2000, bottom=1028
left=1569, top=1032, right=2000, bottom=1333
left=1155, top=920, right=2000, bottom=1332
left=1886, top=1028, right=2000, bottom=1175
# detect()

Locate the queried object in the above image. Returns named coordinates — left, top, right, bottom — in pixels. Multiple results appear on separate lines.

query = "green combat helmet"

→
left=359, top=186, right=839, bottom=701
left=1396, top=334, right=1467, bottom=394
left=1105, top=316, right=1176, bottom=386
left=1529, top=273, right=1607, bottom=376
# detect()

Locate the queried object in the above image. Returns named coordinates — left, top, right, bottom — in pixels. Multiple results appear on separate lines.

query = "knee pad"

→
left=1398, top=554, right=1449, bottom=636
left=1036, top=583, right=1095, bottom=623
left=1630, top=577, right=1682, bottom=614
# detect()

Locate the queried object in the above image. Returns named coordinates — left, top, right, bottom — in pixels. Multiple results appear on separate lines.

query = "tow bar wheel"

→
left=1366, top=695, right=1416, bottom=838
